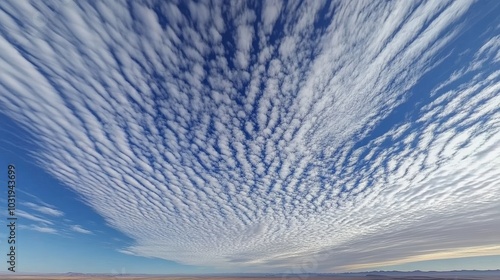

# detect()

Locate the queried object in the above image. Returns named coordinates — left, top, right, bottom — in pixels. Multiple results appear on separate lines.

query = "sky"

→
left=0, top=0, right=499, bottom=275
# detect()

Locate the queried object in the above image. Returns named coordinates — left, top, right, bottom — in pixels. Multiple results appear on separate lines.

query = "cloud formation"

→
left=23, top=202, right=64, bottom=217
left=30, top=225, right=58, bottom=235
left=0, top=0, right=499, bottom=272
left=71, top=225, right=93, bottom=235
left=17, top=196, right=89, bottom=237
left=17, top=210, right=54, bottom=225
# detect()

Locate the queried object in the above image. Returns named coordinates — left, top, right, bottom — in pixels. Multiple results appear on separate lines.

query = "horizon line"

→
left=1, top=269, right=499, bottom=276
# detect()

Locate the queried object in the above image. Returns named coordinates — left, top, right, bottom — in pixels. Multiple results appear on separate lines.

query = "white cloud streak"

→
left=17, top=210, right=53, bottom=225
left=22, top=202, right=64, bottom=217
left=30, top=225, right=58, bottom=235
left=70, top=225, right=93, bottom=235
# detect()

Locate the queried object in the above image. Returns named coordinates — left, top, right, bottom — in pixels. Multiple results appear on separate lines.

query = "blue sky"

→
left=0, top=0, right=499, bottom=275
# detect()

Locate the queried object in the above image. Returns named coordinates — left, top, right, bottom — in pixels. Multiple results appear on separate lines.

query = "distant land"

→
left=1, top=270, right=499, bottom=279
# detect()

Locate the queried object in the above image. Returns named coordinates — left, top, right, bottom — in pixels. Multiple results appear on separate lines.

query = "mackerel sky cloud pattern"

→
left=0, top=0, right=499, bottom=272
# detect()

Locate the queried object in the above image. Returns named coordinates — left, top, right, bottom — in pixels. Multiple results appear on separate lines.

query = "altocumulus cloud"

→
left=0, top=0, right=499, bottom=272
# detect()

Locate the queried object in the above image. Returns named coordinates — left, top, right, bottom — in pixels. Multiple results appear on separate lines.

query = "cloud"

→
left=117, top=249, right=136, bottom=256
left=341, top=244, right=500, bottom=271
left=30, top=225, right=58, bottom=235
left=0, top=0, right=499, bottom=272
left=22, top=202, right=64, bottom=217
left=17, top=210, right=53, bottom=225
left=70, top=225, right=93, bottom=235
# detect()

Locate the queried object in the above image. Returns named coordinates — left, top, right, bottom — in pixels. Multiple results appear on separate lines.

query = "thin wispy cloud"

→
left=23, top=202, right=64, bottom=217
left=17, top=210, right=54, bottom=225
left=30, top=225, right=58, bottom=235
left=70, top=225, right=93, bottom=235
left=0, top=0, right=499, bottom=272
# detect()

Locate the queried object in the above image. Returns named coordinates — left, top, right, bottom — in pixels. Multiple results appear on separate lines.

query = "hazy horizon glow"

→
left=0, top=0, right=499, bottom=274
